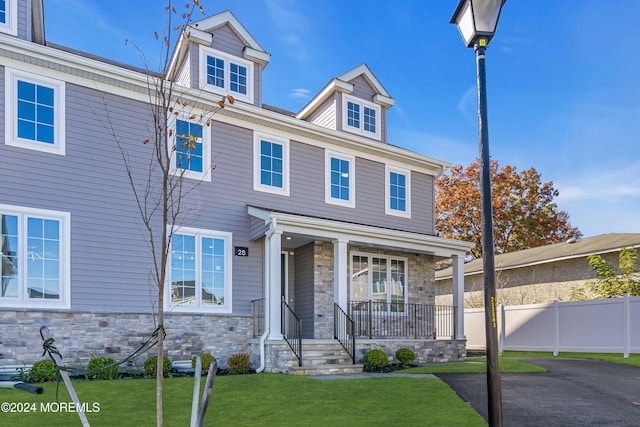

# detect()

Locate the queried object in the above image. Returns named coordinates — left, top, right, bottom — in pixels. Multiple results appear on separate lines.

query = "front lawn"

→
left=501, top=350, right=640, bottom=368
left=399, top=354, right=546, bottom=374
left=0, top=374, right=486, bottom=426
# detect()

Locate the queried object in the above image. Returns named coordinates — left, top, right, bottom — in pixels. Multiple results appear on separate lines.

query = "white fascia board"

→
left=216, top=100, right=450, bottom=177
left=244, top=47, right=270, bottom=66
left=374, top=93, right=395, bottom=108
left=296, top=78, right=353, bottom=120
left=185, top=27, right=213, bottom=45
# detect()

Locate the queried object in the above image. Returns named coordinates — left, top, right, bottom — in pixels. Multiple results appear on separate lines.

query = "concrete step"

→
left=290, top=363, right=364, bottom=376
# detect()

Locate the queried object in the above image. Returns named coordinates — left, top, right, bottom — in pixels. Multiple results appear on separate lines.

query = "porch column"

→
left=267, top=230, right=283, bottom=340
left=333, top=239, right=349, bottom=309
left=452, top=254, right=466, bottom=340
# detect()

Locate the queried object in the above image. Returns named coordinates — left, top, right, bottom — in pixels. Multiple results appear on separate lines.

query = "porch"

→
left=251, top=298, right=465, bottom=374
left=247, top=206, right=473, bottom=374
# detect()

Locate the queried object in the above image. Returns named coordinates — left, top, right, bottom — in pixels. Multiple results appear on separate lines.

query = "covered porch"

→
left=248, top=206, right=474, bottom=372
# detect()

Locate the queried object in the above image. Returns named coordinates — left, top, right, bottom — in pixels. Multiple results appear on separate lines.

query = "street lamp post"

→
left=450, top=1, right=506, bottom=426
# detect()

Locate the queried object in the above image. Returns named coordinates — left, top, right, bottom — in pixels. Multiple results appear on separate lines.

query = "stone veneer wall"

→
left=249, top=338, right=467, bottom=374
left=356, top=339, right=466, bottom=363
left=311, top=243, right=437, bottom=340
left=313, top=241, right=335, bottom=339
left=0, top=310, right=257, bottom=369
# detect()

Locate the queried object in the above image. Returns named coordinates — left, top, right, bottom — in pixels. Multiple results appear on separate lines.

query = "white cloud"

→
left=263, top=0, right=310, bottom=62
left=289, top=88, right=311, bottom=100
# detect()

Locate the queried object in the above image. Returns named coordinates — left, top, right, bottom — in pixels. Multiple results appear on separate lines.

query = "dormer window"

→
left=199, top=46, right=253, bottom=103
left=0, top=0, right=17, bottom=36
left=342, top=94, right=381, bottom=140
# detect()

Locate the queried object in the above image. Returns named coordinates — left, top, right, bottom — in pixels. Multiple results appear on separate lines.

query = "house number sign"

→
left=235, top=247, right=249, bottom=257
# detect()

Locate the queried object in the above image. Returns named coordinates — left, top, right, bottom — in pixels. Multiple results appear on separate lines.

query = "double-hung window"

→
left=0, top=205, right=70, bottom=309
left=5, top=69, right=66, bottom=155
left=169, top=115, right=211, bottom=181
left=199, top=46, right=253, bottom=103
left=169, top=227, right=232, bottom=313
left=0, top=0, right=17, bottom=36
left=342, top=94, right=381, bottom=140
left=325, top=151, right=355, bottom=207
left=350, top=253, right=407, bottom=313
left=253, top=132, right=289, bottom=196
left=385, top=165, right=411, bottom=218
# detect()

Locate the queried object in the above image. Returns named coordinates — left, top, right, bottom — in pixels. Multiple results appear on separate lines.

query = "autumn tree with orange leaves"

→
left=436, top=160, right=582, bottom=259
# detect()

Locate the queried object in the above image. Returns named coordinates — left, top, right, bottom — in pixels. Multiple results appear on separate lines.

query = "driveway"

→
left=437, top=358, right=640, bottom=426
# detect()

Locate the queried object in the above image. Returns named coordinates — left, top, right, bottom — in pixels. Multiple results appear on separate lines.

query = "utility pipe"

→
left=256, top=217, right=277, bottom=373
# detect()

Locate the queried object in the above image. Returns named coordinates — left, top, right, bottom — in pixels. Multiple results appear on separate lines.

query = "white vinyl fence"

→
left=464, top=294, right=640, bottom=357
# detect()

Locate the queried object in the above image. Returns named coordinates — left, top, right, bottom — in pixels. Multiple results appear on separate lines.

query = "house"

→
left=435, top=233, right=640, bottom=308
left=0, top=1, right=474, bottom=374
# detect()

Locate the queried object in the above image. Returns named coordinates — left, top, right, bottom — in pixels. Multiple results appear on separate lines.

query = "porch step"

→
left=290, top=363, right=364, bottom=376
left=290, top=339, right=363, bottom=376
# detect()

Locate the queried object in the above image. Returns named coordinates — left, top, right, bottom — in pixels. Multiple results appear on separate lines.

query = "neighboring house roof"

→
left=436, top=233, right=640, bottom=280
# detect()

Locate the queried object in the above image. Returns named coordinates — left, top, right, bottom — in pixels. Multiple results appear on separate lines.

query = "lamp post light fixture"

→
left=450, top=1, right=506, bottom=426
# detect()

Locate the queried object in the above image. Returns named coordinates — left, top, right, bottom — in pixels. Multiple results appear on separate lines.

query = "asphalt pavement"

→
left=437, top=358, right=640, bottom=426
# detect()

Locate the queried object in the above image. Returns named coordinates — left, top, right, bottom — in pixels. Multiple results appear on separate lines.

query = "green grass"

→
left=501, top=350, right=640, bottom=368
left=0, top=374, right=486, bottom=426
left=398, top=351, right=640, bottom=375
left=399, top=355, right=546, bottom=374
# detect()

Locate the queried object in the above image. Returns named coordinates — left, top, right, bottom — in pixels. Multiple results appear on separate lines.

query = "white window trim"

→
left=198, top=45, right=254, bottom=104
left=349, top=251, right=409, bottom=313
left=166, top=226, right=233, bottom=314
left=341, top=93, right=381, bottom=140
left=0, top=204, right=71, bottom=310
left=325, top=150, right=355, bottom=208
left=4, top=68, right=66, bottom=155
left=0, top=0, right=18, bottom=36
left=385, top=165, right=411, bottom=218
left=253, top=131, right=290, bottom=196
left=168, top=113, right=212, bottom=182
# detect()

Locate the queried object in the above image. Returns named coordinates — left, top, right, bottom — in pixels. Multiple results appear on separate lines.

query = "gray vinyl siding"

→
left=294, top=242, right=314, bottom=338
left=210, top=118, right=434, bottom=234
left=174, top=51, right=191, bottom=87
left=16, top=0, right=29, bottom=40
left=1, top=47, right=434, bottom=317
left=210, top=24, right=244, bottom=57
left=350, top=75, right=375, bottom=100
left=307, top=96, right=336, bottom=130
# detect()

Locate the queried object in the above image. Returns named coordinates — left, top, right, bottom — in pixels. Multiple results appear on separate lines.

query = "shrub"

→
left=363, top=349, right=388, bottom=370
left=29, top=359, right=57, bottom=382
left=191, top=353, right=217, bottom=372
left=395, top=348, right=416, bottom=366
left=87, top=357, right=119, bottom=380
left=227, top=353, right=251, bottom=375
left=143, top=355, right=172, bottom=377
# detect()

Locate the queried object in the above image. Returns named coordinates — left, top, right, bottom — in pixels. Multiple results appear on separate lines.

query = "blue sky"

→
left=43, top=0, right=640, bottom=238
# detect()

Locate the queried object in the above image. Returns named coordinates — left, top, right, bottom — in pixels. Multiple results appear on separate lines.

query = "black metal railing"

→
left=333, top=303, right=356, bottom=364
left=251, top=298, right=265, bottom=338
left=348, top=301, right=456, bottom=339
left=282, top=300, right=302, bottom=366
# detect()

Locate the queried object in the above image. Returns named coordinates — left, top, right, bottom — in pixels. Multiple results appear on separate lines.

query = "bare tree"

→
left=102, top=2, right=231, bottom=425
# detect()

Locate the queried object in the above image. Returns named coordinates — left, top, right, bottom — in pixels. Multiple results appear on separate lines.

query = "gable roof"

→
left=436, top=233, right=640, bottom=280
left=191, top=10, right=266, bottom=52
left=296, top=63, right=395, bottom=120
left=168, top=10, right=270, bottom=80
